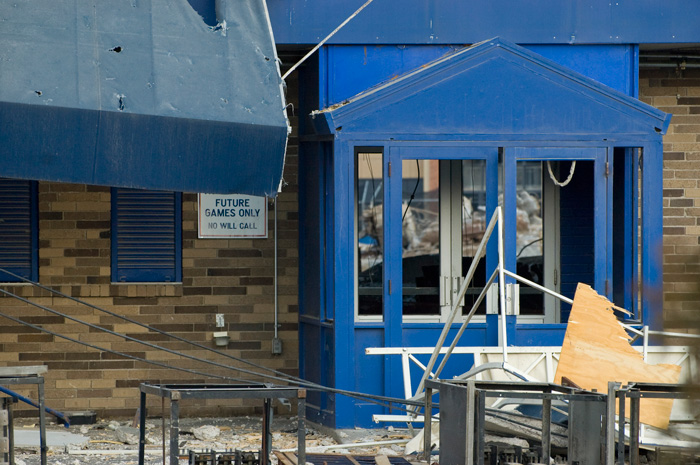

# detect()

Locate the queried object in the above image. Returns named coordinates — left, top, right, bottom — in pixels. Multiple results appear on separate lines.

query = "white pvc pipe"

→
left=502, top=269, right=573, bottom=305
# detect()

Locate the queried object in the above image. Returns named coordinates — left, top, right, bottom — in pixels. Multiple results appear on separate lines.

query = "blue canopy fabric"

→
left=0, top=0, right=289, bottom=196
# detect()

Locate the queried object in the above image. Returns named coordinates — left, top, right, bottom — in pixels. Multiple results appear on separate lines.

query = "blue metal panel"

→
left=641, top=142, right=664, bottom=330
left=0, top=180, right=37, bottom=282
left=322, top=44, right=638, bottom=106
left=269, top=0, right=700, bottom=45
left=111, top=189, right=182, bottom=283
left=323, top=45, right=454, bottom=106
left=332, top=140, right=359, bottom=428
left=527, top=45, right=638, bottom=96
left=383, top=146, right=404, bottom=402
left=512, top=325, right=566, bottom=346
left=353, top=328, right=385, bottom=428
left=316, top=40, right=670, bottom=139
left=0, top=0, right=287, bottom=196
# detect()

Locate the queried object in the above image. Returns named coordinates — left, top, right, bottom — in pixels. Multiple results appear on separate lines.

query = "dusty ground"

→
left=12, top=416, right=415, bottom=465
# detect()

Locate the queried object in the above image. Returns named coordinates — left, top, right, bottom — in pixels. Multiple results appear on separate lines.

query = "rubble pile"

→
left=12, top=416, right=412, bottom=465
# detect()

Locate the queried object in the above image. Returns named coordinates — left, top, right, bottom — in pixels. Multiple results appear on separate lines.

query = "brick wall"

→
left=0, top=74, right=300, bottom=420
left=639, top=67, right=700, bottom=334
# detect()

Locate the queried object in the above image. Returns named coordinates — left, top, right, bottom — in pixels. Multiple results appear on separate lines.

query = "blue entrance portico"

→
left=298, top=38, right=671, bottom=428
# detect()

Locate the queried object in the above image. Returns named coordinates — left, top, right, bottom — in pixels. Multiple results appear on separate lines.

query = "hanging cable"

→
left=0, top=268, right=292, bottom=381
left=281, top=0, right=377, bottom=81
left=0, top=277, right=424, bottom=410
left=546, top=160, right=576, bottom=187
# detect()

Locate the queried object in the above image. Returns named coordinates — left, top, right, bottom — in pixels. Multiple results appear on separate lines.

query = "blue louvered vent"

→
left=0, top=179, right=37, bottom=282
left=112, top=189, right=181, bottom=282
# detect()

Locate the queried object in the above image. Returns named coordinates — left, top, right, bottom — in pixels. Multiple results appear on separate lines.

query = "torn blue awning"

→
left=0, top=0, right=289, bottom=196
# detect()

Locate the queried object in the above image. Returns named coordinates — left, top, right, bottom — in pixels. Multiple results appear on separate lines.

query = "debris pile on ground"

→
left=11, top=415, right=415, bottom=465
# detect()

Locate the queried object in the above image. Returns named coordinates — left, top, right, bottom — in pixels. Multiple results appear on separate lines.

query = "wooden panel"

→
left=554, top=283, right=681, bottom=429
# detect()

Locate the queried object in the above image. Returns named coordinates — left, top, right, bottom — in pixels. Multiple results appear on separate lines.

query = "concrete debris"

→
left=192, top=424, right=221, bottom=440
left=483, top=434, right=529, bottom=448
left=12, top=416, right=414, bottom=465
left=404, top=421, right=438, bottom=455
left=377, top=447, right=399, bottom=456
left=115, top=426, right=140, bottom=445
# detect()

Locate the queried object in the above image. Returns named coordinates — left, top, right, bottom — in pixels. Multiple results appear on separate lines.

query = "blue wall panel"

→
left=352, top=328, right=385, bottom=428
left=269, top=0, right=700, bottom=46
left=512, top=325, right=566, bottom=346
left=322, top=44, right=637, bottom=107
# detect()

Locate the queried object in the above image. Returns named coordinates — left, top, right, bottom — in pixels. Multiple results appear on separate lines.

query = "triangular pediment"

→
left=313, top=38, right=670, bottom=139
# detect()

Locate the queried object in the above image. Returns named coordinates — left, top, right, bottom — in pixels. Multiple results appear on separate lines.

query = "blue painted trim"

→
left=384, top=146, right=403, bottom=401
left=322, top=142, right=333, bottom=321
left=400, top=322, right=489, bottom=330
left=516, top=324, right=567, bottom=330
left=600, top=148, right=612, bottom=299
left=319, top=47, right=330, bottom=110
left=641, top=142, right=663, bottom=330
left=630, top=46, right=640, bottom=98
left=333, top=139, right=358, bottom=428
left=503, top=149, right=517, bottom=281
left=329, top=134, right=667, bottom=143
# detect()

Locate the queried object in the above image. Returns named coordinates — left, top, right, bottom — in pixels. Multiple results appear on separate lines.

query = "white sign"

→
left=198, top=194, right=268, bottom=239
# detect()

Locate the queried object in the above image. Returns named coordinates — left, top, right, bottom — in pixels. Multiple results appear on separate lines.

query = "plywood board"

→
left=554, top=283, right=681, bottom=429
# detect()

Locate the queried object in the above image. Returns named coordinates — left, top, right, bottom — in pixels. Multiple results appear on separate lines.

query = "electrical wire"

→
left=0, top=275, right=424, bottom=412
left=402, top=159, right=420, bottom=223
left=0, top=268, right=296, bottom=382
left=281, top=0, right=376, bottom=81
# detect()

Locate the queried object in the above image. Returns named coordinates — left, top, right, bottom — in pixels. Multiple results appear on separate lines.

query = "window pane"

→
left=461, top=160, right=487, bottom=314
left=402, top=159, right=440, bottom=316
left=357, top=152, right=383, bottom=316
left=516, top=161, right=544, bottom=315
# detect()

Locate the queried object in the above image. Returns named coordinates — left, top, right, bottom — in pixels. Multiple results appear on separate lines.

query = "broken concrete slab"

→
left=13, top=428, right=88, bottom=448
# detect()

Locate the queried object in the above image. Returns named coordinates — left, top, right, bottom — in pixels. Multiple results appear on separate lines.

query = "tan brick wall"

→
left=639, top=68, right=700, bottom=333
left=0, top=75, right=300, bottom=420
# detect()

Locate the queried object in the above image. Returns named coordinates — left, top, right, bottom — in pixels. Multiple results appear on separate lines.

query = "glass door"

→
left=507, top=148, right=607, bottom=324
left=399, top=159, right=489, bottom=320
left=355, top=147, right=497, bottom=323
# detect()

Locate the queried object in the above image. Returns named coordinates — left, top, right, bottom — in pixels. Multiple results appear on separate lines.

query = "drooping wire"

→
left=546, top=160, right=576, bottom=187
left=0, top=274, right=424, bottom=411
left=0, top=297, right=423, bottom=413
left=0, top=304, right=247, bottom=384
